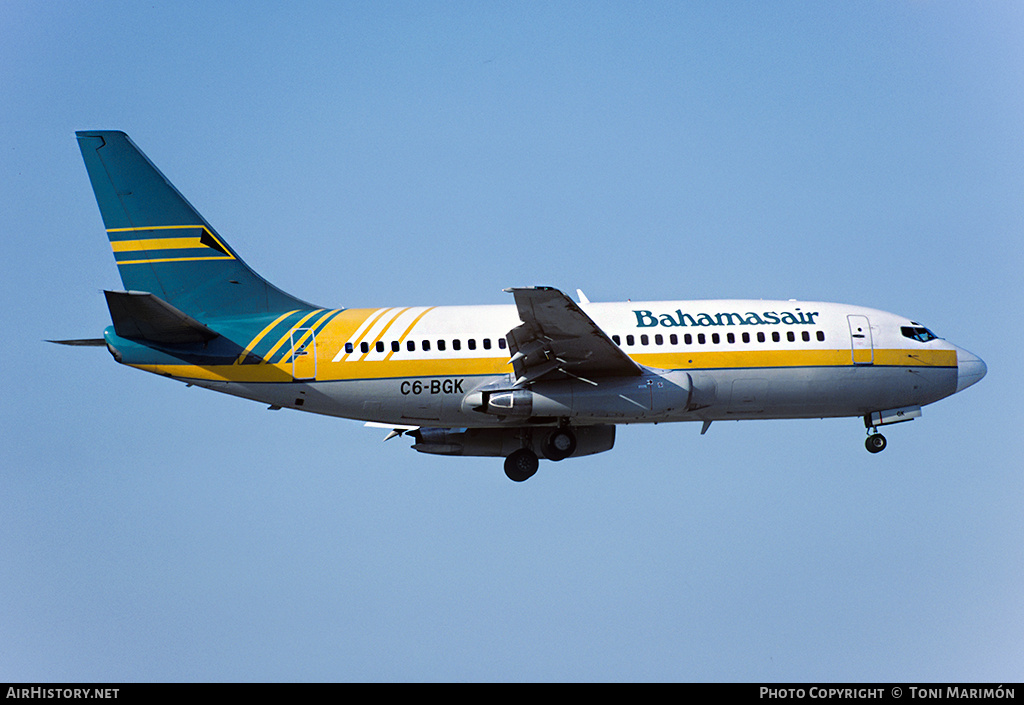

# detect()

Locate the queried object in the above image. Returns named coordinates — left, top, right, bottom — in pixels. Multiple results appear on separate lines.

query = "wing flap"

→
left=504, top=287, right=642, bottom=384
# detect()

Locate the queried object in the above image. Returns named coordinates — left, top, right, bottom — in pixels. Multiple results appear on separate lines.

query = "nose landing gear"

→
left=861, top=406, right=921, bottom=454
left=865, top=433, right=887, bottom=453
left=863, top=413, right=888, bottom=454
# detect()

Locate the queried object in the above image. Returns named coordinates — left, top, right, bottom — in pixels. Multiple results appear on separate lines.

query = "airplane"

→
left=57, top=130, right=987, bottom=481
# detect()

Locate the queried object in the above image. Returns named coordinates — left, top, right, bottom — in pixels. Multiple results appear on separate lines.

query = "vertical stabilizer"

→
left=76, top=131, right=315, bottom=318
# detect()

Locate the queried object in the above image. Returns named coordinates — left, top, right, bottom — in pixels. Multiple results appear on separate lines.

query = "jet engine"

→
left=410, top=425, right=615, bottom=460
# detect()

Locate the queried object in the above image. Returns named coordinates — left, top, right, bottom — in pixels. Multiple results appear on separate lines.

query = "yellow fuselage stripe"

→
left=288, top=309, right=340, bottom=360
left=355, top=308, right=412, bottom=362
left=383, top=307, right=437, bottom=362
left=262, top=309, right=324, bottom=363
left=336, top=307, right=393, bottom=362
left=129, top=347, right=955, bottom=384
left=236, top=310, right=300, bottom=364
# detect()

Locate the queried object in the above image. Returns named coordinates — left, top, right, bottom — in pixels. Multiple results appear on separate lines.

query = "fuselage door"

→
left=847, top=315, right=874, bottom=365
left=290, top=328, right=317, bottom=380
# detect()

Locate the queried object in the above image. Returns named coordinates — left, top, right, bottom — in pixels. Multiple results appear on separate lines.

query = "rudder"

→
left=76, top=131, right=315, bottom=318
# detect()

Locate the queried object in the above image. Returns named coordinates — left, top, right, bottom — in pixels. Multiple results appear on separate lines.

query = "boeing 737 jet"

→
left=59, top=131, right=987, bottom=481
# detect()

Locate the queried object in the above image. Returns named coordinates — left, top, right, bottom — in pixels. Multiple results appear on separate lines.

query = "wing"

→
left=504, top=286, right=643, bottom=385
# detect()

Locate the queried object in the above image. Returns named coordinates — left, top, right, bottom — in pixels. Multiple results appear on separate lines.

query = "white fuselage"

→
left=181, top=298, right=979, bottom=430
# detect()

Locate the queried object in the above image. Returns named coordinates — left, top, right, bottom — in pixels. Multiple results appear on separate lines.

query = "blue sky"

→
left=2, top=1, right=1022, bottom=682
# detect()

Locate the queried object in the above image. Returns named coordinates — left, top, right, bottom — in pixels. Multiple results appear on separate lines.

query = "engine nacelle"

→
left=462, top=371, right=692, bottom=421
left=411, top=425, right=616, bottom=459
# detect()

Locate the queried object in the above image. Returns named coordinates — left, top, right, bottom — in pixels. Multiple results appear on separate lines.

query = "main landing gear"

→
left=504, top=448, right=539, bottom=482
left=503, top=427, right=578, bottom=481
left=542, top=428, right=577, bottom=461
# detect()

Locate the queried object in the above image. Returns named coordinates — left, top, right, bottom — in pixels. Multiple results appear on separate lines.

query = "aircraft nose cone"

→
left=956, top=348, right=987, bottom=393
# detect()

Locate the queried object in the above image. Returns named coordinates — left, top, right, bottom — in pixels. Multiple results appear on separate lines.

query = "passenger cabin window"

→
left=392, top=341, right=400, bottom=352
left=626, top=335, right=635, bottom=346
left=345, top=342, right=354, bottom=353
left=612, top=335, right=621, bottom=345
left=483, top=338, right=492, bottom=350
left=360, top=342, right=369, bottom=353
left=407, top=340, right=416, bottom=352
left=437, top=340, right=446, bottom=351
left=901, top=326, right=939, bottom=343
left=376, top=341, right=385, bottom=353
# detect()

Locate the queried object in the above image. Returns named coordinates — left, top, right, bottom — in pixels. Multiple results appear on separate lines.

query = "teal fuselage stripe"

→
left=271, top=309, right=345, bottom=364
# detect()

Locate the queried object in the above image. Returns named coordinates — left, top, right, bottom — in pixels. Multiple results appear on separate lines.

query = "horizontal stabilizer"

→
left=104, top=290, right=219, bottom=345
left=47, top=338, right=106, bottom=346
left=364, top=421, right=420, bottom=442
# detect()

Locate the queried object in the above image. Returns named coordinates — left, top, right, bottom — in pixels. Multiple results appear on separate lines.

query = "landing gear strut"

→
left=504, top=448, right=539, bottom=482
left=863, top=413, right=889, bottom=454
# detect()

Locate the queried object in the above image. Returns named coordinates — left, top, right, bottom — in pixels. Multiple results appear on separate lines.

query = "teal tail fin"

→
left=76, top=131, right=315, bottom=318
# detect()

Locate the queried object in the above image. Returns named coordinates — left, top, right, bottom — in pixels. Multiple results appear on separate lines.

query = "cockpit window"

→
left=901, top=326, right=940, bottom=343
